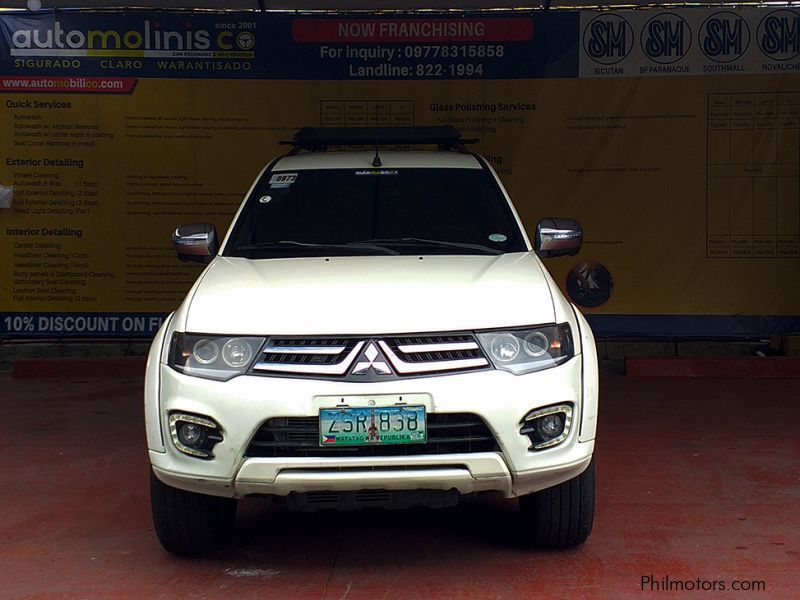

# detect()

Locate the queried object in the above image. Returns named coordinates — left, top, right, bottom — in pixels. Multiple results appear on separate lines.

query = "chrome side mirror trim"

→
left=535, top=218, right=582, bottom=259
left=172, top=223, right=218, bottom=263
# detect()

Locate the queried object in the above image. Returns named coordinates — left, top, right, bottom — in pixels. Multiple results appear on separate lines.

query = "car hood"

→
left=183, top=253, right=555, bottom=335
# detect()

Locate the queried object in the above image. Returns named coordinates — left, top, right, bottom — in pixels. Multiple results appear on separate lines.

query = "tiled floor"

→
left=1, top=374, right=797, bottom=599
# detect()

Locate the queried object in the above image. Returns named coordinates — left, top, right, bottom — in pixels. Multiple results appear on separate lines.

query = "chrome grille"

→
left=261, top=338, right=358, bottom=367
left=384, top=335, right=485, bottom=365
left=253, top=339, right=365, bottom=375
left=251, top=333, right=490, bottom=379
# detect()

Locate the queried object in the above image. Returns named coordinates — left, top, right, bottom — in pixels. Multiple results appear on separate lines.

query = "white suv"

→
left=145, top=126, right=598, bottom=554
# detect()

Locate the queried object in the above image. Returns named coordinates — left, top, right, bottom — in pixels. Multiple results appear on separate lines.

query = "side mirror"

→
left=172, top=223, right=218, bottom=263
left=535, top=218, right=582, bottom=258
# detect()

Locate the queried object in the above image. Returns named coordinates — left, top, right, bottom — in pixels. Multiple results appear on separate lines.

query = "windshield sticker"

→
left=354, top=169, right=399, bottom=176
left=269, top=173, right=297, bottom=188
left=489, top=233, right=508, bottom=243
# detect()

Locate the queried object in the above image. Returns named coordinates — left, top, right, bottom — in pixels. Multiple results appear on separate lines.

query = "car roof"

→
left=272, top=151, right=483, bottom=171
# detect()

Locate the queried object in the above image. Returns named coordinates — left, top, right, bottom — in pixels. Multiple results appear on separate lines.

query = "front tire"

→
left=150, top=470, right=237, bottom=555
left=518, top=459, right=595, bottom=548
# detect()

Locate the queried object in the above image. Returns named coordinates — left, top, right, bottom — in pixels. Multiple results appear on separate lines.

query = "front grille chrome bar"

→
left=396, top=341, right=479, bottom=353
left=262, top=345, right=347, bottom=355
left=253, top=342, right=364, bottom=374
left=379, top=341, right=489, bottom=374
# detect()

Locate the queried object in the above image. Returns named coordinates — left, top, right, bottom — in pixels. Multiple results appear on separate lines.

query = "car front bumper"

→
left=148, top=355, right=595, bottom=500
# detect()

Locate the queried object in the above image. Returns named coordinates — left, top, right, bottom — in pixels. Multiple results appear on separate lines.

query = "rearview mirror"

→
left=535, top=218, right=582, bottom=258
left=172, top=223, right=218, bottom=264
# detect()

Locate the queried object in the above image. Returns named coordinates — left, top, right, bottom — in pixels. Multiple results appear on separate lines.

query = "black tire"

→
left=518, top=458, right=595, bottom=548
left=150, top=470, right=237, bottom=555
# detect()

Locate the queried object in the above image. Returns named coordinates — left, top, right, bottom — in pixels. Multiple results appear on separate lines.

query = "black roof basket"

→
left=282, top=125, right=478, bottom=153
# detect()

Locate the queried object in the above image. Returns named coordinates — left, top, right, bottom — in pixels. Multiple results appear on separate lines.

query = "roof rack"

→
left=282, top=125, right=478, bottom=153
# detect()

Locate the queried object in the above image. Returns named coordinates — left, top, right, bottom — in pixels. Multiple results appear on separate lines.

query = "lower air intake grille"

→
left=245, top=413, right=498, bottom=458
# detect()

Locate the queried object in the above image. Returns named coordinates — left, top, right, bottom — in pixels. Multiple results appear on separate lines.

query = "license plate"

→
left=319, top=405, right=426, bottom=446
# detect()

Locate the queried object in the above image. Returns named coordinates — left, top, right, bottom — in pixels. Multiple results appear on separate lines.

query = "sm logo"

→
left=701, top=12, right=750, bottom=63
left=583, top=14, right=633, bottom=65
left=758, top=10, right=800, bottom=61
left=642, top=13, right=691, bottom=64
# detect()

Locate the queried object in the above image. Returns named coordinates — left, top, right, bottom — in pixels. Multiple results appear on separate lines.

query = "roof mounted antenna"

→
left=372, top=140, right=382, bottom=167
left=372, top=108, right=382, bottom=167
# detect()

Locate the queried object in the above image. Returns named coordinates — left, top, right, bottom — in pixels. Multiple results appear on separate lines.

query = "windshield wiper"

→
left=234, top=240, right=399, bottom=255
left=357, top=237, right=502, bottom=255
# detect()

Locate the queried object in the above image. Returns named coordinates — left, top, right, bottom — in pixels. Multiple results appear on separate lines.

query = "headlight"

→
left=169, top=333, right=264, bottom=381
left=477, top=324, right=573, bottom=375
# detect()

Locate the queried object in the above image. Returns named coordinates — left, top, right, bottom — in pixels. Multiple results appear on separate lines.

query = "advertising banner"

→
left=0, top=12, right=577, bottom=80
left=1, top=9, right=799, bottom=339
left=580, top=8, right=800, bottom=78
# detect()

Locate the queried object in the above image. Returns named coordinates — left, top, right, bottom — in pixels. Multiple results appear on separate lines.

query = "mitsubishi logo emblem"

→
left=351, top=342, right=393, bottom=376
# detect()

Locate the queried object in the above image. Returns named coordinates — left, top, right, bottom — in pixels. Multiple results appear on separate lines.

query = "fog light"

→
left=536, top=413, right=565, bottom=439
left=169, top=413, right=223, bottom=459
left=520, top=404, right=573, bottom=450
left=177, top=422, right=206, bottom=447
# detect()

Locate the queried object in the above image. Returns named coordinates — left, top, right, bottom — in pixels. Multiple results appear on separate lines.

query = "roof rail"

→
left=282, top=125, right=478, bottom=153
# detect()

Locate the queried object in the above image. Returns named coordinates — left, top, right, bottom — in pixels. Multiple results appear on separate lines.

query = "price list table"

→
left=320, top=100, right=414, bottom=127
left=707, top=92, right=800, bottom=258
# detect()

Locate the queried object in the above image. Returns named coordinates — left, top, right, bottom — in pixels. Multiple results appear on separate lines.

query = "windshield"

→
left=224, top=167, right=528, bottom=258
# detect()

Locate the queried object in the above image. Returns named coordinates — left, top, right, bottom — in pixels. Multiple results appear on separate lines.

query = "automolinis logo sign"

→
left=8, top=19, right=255, bottom=58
